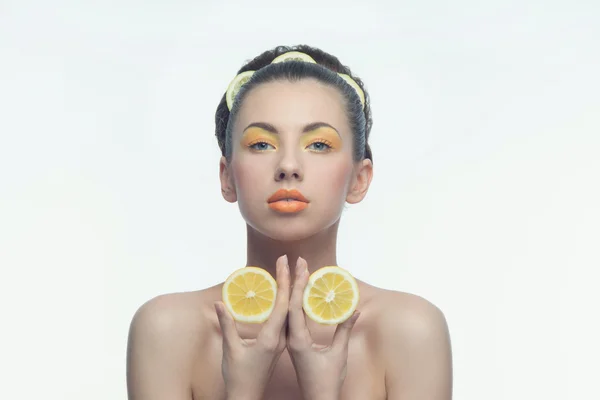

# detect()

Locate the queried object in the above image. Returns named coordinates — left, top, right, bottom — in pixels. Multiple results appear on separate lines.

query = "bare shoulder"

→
left=364, top=286, right=453, bottom=399
left=128, top=289, right=210, bottom=345
left=357, top=282, right=449, bottom=335
left=376, top=289, right=449, bottom=338
left=126, top=286, right=222, bottom=400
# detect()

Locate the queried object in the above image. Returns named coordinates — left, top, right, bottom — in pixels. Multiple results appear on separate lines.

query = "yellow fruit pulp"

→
left=271, top=51, right=317, bottom=64
left=223, top=267, right=277, bottom=323
left=226, top=70, right=254, bottom=110
left=303, top=266, right=359, bottom=325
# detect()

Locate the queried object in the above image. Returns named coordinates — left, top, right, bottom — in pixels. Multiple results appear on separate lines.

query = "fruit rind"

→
left=338, top=73, right=366, bottom=108
left=271, top=51, right=317, bottom=64
left=222, top=266, right=277, bottom=323
left=302, top=266, right=360, bottom=325
left=225, top=70, right=255, bottom=110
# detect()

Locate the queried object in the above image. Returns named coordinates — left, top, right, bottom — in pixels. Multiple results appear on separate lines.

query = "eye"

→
left=249, top=141, right=276, bottom=151
left=306, top=140, right=333, bottom=152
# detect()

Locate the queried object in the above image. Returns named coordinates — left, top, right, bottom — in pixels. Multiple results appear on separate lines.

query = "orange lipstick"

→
left=267, top=189, right=309, bottom=213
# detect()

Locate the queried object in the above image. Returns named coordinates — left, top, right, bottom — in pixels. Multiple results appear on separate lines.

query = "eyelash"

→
left=247, top=139, right=334, bottom=152
left=306, top=139, right=334, bottom=152
left=248, top=140, right=277, bottom=151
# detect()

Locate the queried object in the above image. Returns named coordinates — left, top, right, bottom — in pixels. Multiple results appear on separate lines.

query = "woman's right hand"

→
left=214, top=254, right=291, bottom=400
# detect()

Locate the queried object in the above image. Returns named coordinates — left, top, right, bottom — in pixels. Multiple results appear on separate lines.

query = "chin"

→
left=248, top=218, right=318, bottom=242
left=260, top=228, right=315, bottom=242
left=243, top=210, right=341, bottom=243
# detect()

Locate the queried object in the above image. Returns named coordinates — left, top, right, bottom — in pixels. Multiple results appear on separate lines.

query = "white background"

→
left=1, top=1, right=598, bottom=399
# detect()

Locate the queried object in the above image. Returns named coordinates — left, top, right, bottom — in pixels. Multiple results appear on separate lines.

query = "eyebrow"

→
left=243, top=122, right=340, bottom=136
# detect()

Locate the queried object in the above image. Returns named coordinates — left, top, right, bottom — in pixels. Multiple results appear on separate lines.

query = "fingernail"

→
left=282, top=254, right=288, bottom=264
left=302, top=259, right=309, bottom=277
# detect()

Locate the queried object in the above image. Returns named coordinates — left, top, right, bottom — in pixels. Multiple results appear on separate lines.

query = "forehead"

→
left=234, top=79, right=349, bottom=135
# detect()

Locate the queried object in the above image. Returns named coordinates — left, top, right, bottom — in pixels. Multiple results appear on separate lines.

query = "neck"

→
left=245, top=221, right=340, bottom=278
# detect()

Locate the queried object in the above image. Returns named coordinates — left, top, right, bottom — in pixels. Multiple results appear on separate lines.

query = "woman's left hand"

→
left=287, top=257, right=361, bottom=400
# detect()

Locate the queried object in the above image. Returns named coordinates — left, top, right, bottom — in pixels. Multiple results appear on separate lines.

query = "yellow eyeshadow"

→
left=240, top=127, right=279, bottom=148
left=301, top=127, right=342, bottom=150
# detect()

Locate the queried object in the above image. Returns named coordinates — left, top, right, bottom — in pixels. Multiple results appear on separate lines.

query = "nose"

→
left=274, top=151, right=303, bottom=182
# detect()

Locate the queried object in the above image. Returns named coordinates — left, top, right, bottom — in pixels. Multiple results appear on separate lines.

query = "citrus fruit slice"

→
left=338, top=73, right=365, bottom=108
left=222, top=267, right=277, bottom=323
left=271, top=51, right=317, bottom=64
left=303, top=266, right=359, bottom=325
left=226, top=70, right=255, bottom=110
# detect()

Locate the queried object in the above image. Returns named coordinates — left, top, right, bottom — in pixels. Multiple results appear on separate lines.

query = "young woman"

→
left=127, top=44, right=453, bottom=400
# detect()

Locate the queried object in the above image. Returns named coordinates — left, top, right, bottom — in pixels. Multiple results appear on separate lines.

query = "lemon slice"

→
left=338, top=73, right=365, bottom=108
left=271, top=51, right=317, bottom=64
left=303, top=266, right=359, bottom=325
left=222, top=267, right=277, bottom=323
left=226, top=70, right=255, bottom=110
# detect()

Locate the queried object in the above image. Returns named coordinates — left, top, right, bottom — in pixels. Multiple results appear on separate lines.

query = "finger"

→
left=279, top=311, right=289, bottom=344
left=261, top=254, right=290, bottom=337
left=332, top=310, right=360, bottom=351
left=288, top=257, right=311, bottom=344
left=214, top=301, right=240, bottom=347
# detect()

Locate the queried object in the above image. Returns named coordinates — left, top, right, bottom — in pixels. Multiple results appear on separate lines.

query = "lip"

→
left=267, top=189, right=309, bottom=213
left=267, top=189, right=309, bottom=203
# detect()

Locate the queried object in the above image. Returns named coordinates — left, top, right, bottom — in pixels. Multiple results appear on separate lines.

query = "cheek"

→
left=310, top=157, right=353, bottom=199
left=331, top=163, right=354, bottom=198
left=231, top=157, right=270, bottom=198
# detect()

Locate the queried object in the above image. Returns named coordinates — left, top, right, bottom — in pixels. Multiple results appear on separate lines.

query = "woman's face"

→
left=220, top=79, right=372, bottom=241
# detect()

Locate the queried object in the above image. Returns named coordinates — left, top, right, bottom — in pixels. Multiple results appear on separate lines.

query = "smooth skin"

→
left=127, top=79, right=453, bottom=399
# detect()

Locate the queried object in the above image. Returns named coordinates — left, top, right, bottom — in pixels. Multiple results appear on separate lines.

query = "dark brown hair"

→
left=215, top=44, right=373, bottom=162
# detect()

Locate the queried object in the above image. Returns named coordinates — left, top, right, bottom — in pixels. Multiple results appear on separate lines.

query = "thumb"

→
left=332, top=310, right=360, bottom=351
left=214, top=301, right=239, bottom=346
